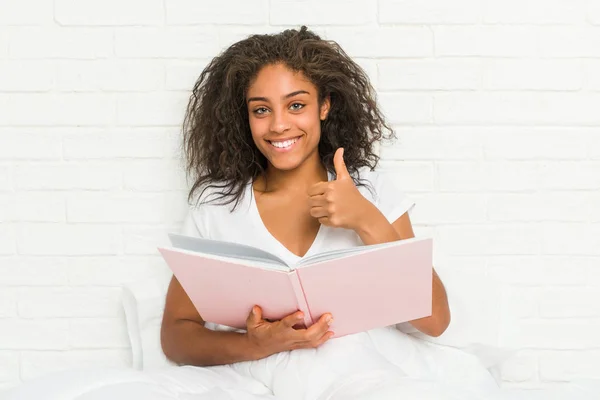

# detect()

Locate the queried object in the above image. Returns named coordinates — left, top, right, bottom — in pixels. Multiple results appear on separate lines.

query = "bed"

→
left=5, top=273, right=600, bottom=400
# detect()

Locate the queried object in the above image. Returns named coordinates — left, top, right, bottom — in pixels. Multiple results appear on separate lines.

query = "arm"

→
left=307, top=149, right=450, bottom=337
left=161, top=276, right=335, bottom=366
left=161, top=276, right=263, bottom=366
left=354, top=206, right=451, bottom=337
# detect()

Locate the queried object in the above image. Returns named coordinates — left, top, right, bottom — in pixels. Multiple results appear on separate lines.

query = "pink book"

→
left=158, top=234, right=432, bottom=338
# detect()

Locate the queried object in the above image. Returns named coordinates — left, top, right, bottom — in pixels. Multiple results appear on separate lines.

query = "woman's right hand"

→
left=245, top=306, right=334, bottom=359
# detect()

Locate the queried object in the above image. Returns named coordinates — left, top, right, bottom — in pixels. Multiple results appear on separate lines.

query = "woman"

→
left=161, top=26, right=459, bottom=399
left=6, top=25, right=591, bottom=400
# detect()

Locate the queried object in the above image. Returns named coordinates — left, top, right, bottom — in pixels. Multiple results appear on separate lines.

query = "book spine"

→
left=288, top=271, right=314, bottom=327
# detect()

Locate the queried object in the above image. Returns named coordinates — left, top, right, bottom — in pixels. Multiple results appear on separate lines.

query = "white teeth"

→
left=270, top=137, right=298, bottom=148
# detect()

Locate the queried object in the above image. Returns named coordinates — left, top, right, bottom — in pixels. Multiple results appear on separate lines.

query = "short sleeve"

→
left=180, top=207, right=205, bottom=238
left=370, top=170, right=416, bottom=223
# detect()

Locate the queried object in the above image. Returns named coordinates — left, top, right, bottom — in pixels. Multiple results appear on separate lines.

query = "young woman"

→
left=160, top=26, right=453, bottom=398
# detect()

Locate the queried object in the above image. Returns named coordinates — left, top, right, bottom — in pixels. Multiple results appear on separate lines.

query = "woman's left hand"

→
left=308, top=148, right=375, bottom=230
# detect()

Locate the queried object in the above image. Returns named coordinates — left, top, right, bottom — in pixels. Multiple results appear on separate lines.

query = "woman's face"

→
left=246, top=63, right=330, bottom=172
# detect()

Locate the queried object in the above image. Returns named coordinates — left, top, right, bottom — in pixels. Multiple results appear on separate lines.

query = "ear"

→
left=320, top=95, right=331, bottom=120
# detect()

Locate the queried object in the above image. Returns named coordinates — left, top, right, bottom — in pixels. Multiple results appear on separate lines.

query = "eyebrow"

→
left=247, top=90, right=310, bottom=104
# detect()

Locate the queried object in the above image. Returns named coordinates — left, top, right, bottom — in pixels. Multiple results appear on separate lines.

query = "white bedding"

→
left=5, top=326, right=600, bottom=400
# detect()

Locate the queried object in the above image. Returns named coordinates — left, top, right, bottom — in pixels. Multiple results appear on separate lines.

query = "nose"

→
left=269, top=110, right=291, bottom=134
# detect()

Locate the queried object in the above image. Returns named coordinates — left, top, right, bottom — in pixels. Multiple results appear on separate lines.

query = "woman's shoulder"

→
left=354, top=166, right=416, bottom=223
left=182, top=181, right=253, bottom=238
left=355, top=166, right=383, bottom=180
left=188, top=178, right=253, bottom=208
left=353, top=166, right=395, bottom=197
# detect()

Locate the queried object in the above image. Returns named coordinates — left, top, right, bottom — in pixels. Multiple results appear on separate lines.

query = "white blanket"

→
left=5, top=327, right=599, bottom=400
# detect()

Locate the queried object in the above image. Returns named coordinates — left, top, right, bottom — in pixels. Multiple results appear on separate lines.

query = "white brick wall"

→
left=1, top=0, right=599, bottom=392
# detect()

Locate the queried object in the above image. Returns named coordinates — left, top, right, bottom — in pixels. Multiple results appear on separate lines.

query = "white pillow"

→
left=121, top=273, right=175, bottom=370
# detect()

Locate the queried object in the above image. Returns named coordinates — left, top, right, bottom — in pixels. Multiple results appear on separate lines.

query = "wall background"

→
left=1, top=0, right=600, bottom=392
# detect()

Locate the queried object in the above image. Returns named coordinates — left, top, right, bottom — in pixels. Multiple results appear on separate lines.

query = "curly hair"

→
left=183, top=25, right=395, bottom=210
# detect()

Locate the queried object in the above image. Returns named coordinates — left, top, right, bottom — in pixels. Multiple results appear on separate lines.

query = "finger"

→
left=314, top=330, right=335, bottom=347
left=280, top=311, right=305, bottom=328
left=318, top=217, right=330, bottom=226
left=292, top=322, right=306, bottom=330
left=307, top=182, right=329, bottom=197
left=246, top=305, right=263, bottom=328
left=309, top=207, right=328, bottom=219
left=307, top=195, right=326, bottom=208
left=333, top=148, right=350, bottom=180
left=306, top=313, right=333, bottom=339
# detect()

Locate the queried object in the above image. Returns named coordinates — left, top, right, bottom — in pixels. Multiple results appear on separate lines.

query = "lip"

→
left=267, top=136, right=301, bottom=152
left=267, top=135, right=302, bottom=143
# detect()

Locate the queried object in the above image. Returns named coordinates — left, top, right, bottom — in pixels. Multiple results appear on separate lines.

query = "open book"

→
left=158, top=234, right=433, bottom=338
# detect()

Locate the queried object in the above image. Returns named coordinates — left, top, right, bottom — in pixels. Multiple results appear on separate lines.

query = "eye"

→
left=253, top=107, right=269, bottom=115
left=289, top=103, right=305, bottom=111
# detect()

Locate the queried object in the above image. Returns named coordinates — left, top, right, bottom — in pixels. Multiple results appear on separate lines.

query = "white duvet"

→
left=6, top=326, right=599, bottom=400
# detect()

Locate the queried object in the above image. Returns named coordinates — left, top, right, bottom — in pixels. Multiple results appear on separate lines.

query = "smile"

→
left=268, top=136, right=301, bottom=151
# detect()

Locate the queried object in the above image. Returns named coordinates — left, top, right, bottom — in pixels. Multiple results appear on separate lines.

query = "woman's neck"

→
left=256, top=155, right=328, bottom=193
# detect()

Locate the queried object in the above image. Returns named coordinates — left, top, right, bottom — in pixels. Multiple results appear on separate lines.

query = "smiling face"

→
left=246, top=63, right=330, bottom=173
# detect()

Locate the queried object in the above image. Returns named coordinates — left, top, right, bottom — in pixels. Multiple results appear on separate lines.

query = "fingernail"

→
left=297, top=312, right=304, bottom=319
left=326, top=316, right=333, bottom=325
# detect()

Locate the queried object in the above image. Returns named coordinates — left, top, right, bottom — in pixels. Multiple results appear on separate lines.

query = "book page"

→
left=296, top=237, right=422, bottom=268
left=164, top=246, right=292, bottom=272
left=168, top=233, right=289, bottom=268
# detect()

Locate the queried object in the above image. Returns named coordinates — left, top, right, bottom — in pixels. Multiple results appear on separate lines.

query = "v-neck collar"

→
left=248, top=170, right=333, bottom=261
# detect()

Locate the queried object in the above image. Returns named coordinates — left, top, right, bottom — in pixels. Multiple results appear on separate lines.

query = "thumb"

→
left=333, top=148, right=350, bottom=180
left=246, top=305, right=262, bottom=328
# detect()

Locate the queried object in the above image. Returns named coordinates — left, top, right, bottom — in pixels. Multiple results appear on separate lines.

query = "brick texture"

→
left=1, top=0, right=598, bottom=392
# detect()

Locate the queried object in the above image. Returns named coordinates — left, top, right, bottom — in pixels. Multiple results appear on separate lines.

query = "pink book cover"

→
left=297, top=238, right=432, bottom=337
left=158, top=237, right=432, bottom=337
left=157, top=249, right=314, bottom=329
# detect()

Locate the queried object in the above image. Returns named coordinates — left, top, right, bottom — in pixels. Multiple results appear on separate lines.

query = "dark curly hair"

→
left=183, top=26, right=395, bottom=210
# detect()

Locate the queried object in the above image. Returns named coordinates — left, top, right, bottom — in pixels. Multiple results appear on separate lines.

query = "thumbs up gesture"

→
left=308, top=148, right=372, bottom=230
